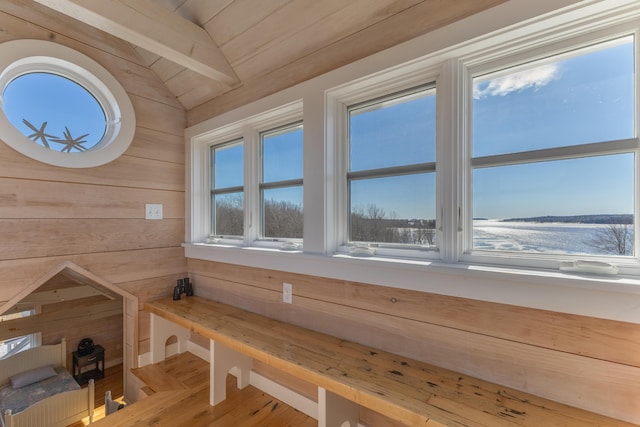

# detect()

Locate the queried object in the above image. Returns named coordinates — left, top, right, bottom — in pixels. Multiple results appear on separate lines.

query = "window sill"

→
left=183, top=243, right=640, bottom=324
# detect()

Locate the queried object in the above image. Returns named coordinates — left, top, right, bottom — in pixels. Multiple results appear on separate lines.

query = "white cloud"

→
left=474, top=64, right=560, bottom=99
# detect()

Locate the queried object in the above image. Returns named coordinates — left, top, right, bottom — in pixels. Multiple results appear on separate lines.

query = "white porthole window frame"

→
left=0, top=39, right=135, bottom=168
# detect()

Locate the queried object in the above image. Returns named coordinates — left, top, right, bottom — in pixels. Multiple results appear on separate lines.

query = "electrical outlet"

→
left=282, top=282, right=293, bottom=304
left=145, top=203, right=163, bottom=220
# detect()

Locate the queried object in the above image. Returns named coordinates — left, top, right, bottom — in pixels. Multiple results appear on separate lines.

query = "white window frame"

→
left=186, top=1, right=640, bottom=324
left=210, top=138, right=245, bottom=241
left=191, top=101, right=303, bottom=250
left=0, top=40, right=135, bottom=168
left=327, top=66, right=442, bottom=260
left=459, top=24, right=640, bottom=275
left=259, top=121, right=304, bottom=246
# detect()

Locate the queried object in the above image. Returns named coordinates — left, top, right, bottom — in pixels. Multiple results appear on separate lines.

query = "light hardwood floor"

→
left=82, top=352, right=316, bottom=427
left=67, top=363, right=124, bottom=426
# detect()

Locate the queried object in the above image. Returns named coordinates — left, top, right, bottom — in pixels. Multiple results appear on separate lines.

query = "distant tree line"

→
left=504, top=214, right=633, bottom=224
left=350, top=204, right=436, bottom=246
left=214, top=194, right=244, bottom=236
left=215, top=198, right=436, bottom=245
left=214, top=195, right=303, bottom=238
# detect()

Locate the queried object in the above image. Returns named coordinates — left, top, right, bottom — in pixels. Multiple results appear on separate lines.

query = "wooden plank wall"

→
left=0, top=294, right=123, bottom=369
left=0, top=0, right=186, bottom=365
left=186, top=259, right=640, bottom=425
left=186, top=0, right=509, bottom=126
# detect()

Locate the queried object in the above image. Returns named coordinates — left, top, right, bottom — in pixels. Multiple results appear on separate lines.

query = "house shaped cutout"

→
left=0, top=260, right=138, bottom=370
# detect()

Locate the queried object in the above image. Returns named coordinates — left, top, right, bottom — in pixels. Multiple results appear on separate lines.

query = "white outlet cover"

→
left=283, top=282, right=293, bottom=304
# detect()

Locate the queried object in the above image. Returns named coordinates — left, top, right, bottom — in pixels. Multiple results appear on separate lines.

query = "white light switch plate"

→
left=145, top=203, right=163, bottom=220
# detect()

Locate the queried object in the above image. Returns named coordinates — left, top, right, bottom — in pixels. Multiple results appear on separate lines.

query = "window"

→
left=346, top=85, right=437, bottom=252
left=4, top=72, right=107, bottom=152
left=199, top=101, right=304, bottom=246
left=188, top=3, right=640, bottom=281
left=0, top=310, right=39, bottom=360
left=211, top=140, right=244, bottom=238
left=470, top=36, right=636, bottom=260
left=260, top=122, right=303, bottom=240
left=0, top=40, right=135, bottom=168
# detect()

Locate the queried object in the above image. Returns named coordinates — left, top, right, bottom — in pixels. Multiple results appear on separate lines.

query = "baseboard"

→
left=105, top=357, right=123, bottom=370
left=187, top=341, right=208, bottom=361
left=137, top=342, right=180, bottom=367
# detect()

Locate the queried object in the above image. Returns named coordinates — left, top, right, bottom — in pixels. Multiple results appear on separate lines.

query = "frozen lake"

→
left=473, top=220, right=634, bottom=255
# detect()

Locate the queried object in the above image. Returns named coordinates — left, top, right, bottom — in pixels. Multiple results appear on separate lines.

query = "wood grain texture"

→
left=0, top=144, right=184, bottom=192
left=188, top=0, right=508, bottom=125
left=146, top=296, right=636, bottom=427
left=0, top=5, right=181, bottom=109
left=187, top=260, right=640, bottom=424
left=96, top=352, right=317, bottom=427
left=128, top=127, right=184, bottom=164
left=188, top=259, right=640, bottom=367
left=0, top=179, right=183, bottom=219
left=0, top=0, right=185, bottom=392
left=33, top=0, right=238, bottom=84
left=0, top=248, right=185, bottom=303
left=0, top=219, right=183, bottom=260
left=226, top=0, right=425, bottom=80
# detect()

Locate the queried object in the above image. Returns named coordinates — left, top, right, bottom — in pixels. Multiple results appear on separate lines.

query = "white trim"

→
left=0, top=40, right=135, bottom=168
left=137, top=351, right=151, bottom=368
left=185, top=243, right=640, bottom=323
left=189, top=101, right=303, bottom=245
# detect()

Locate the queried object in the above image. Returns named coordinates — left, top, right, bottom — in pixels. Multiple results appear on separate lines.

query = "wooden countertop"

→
left=145, top=296, right=636, bottom=427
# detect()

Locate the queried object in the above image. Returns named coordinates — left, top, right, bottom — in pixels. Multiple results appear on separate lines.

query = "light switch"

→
left=145, top=203, right=163, bottom=220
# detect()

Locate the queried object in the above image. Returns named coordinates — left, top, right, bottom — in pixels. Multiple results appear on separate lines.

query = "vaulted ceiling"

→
left=33, top=0, right=506, bottom=125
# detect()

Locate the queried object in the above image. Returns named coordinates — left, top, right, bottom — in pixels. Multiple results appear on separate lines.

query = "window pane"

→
left=0, top=311, right=36, bottom=360
left=350, top=173, right=436, bottom=245
left=3, top=73, right=106, bottom=152
left=262, top=125, right=303, bottom=183
left=260, top=123, right=304, bottom=240
left=213, top=192, right=243, bottom=236
left=349, top=88, right=436, bottom=171
left=473, top=37, right=634, bottom=157
left=263, top=186, right=303, bottom=239
left=473, top=154, right=634, bottom=255
left=213, top=141, right=243, bottom=189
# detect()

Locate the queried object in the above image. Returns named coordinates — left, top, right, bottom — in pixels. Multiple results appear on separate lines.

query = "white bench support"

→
left=150, top=313, right=190, bottom=363
left=210, top=339, right=253, bottom=405
left=318, top=386, right=359, bottom=427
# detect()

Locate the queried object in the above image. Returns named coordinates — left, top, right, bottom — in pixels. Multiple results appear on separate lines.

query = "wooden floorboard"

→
left=68, top=363, right=125, bottom=426
left=89, top=352, right=316, bottom=427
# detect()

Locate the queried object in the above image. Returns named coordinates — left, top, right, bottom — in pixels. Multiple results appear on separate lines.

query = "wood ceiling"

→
left=33, top=0, right=507, bottom=125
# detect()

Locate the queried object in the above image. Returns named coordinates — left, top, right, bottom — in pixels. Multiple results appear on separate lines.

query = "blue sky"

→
left=472, top=37, right=634, bottom=219
left=349, top=92, right=436, bottom=219
left=3, top=72, right=106, bottom=151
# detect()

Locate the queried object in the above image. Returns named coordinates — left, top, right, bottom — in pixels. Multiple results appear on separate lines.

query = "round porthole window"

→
left=0, top=40, right=135, bottom=168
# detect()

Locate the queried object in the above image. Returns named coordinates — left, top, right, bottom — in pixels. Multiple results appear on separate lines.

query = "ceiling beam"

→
left=33, top=0, right=239, bottom=86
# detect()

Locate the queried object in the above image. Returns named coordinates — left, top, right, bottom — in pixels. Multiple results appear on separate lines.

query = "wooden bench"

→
left=145, top=296, right=635, bottom=427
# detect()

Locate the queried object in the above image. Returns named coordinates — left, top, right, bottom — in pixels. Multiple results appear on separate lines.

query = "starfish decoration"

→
left=22, top=119, right=56, bottom=148
left=50, top=127, right=90, bottom=152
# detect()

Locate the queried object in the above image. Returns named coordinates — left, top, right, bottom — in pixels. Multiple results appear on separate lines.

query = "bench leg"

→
left=210, top=339, right=253, bottom=406
left=150, top=313, right=190, bottom=363
left=318, top=387, right=359, bottom=427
